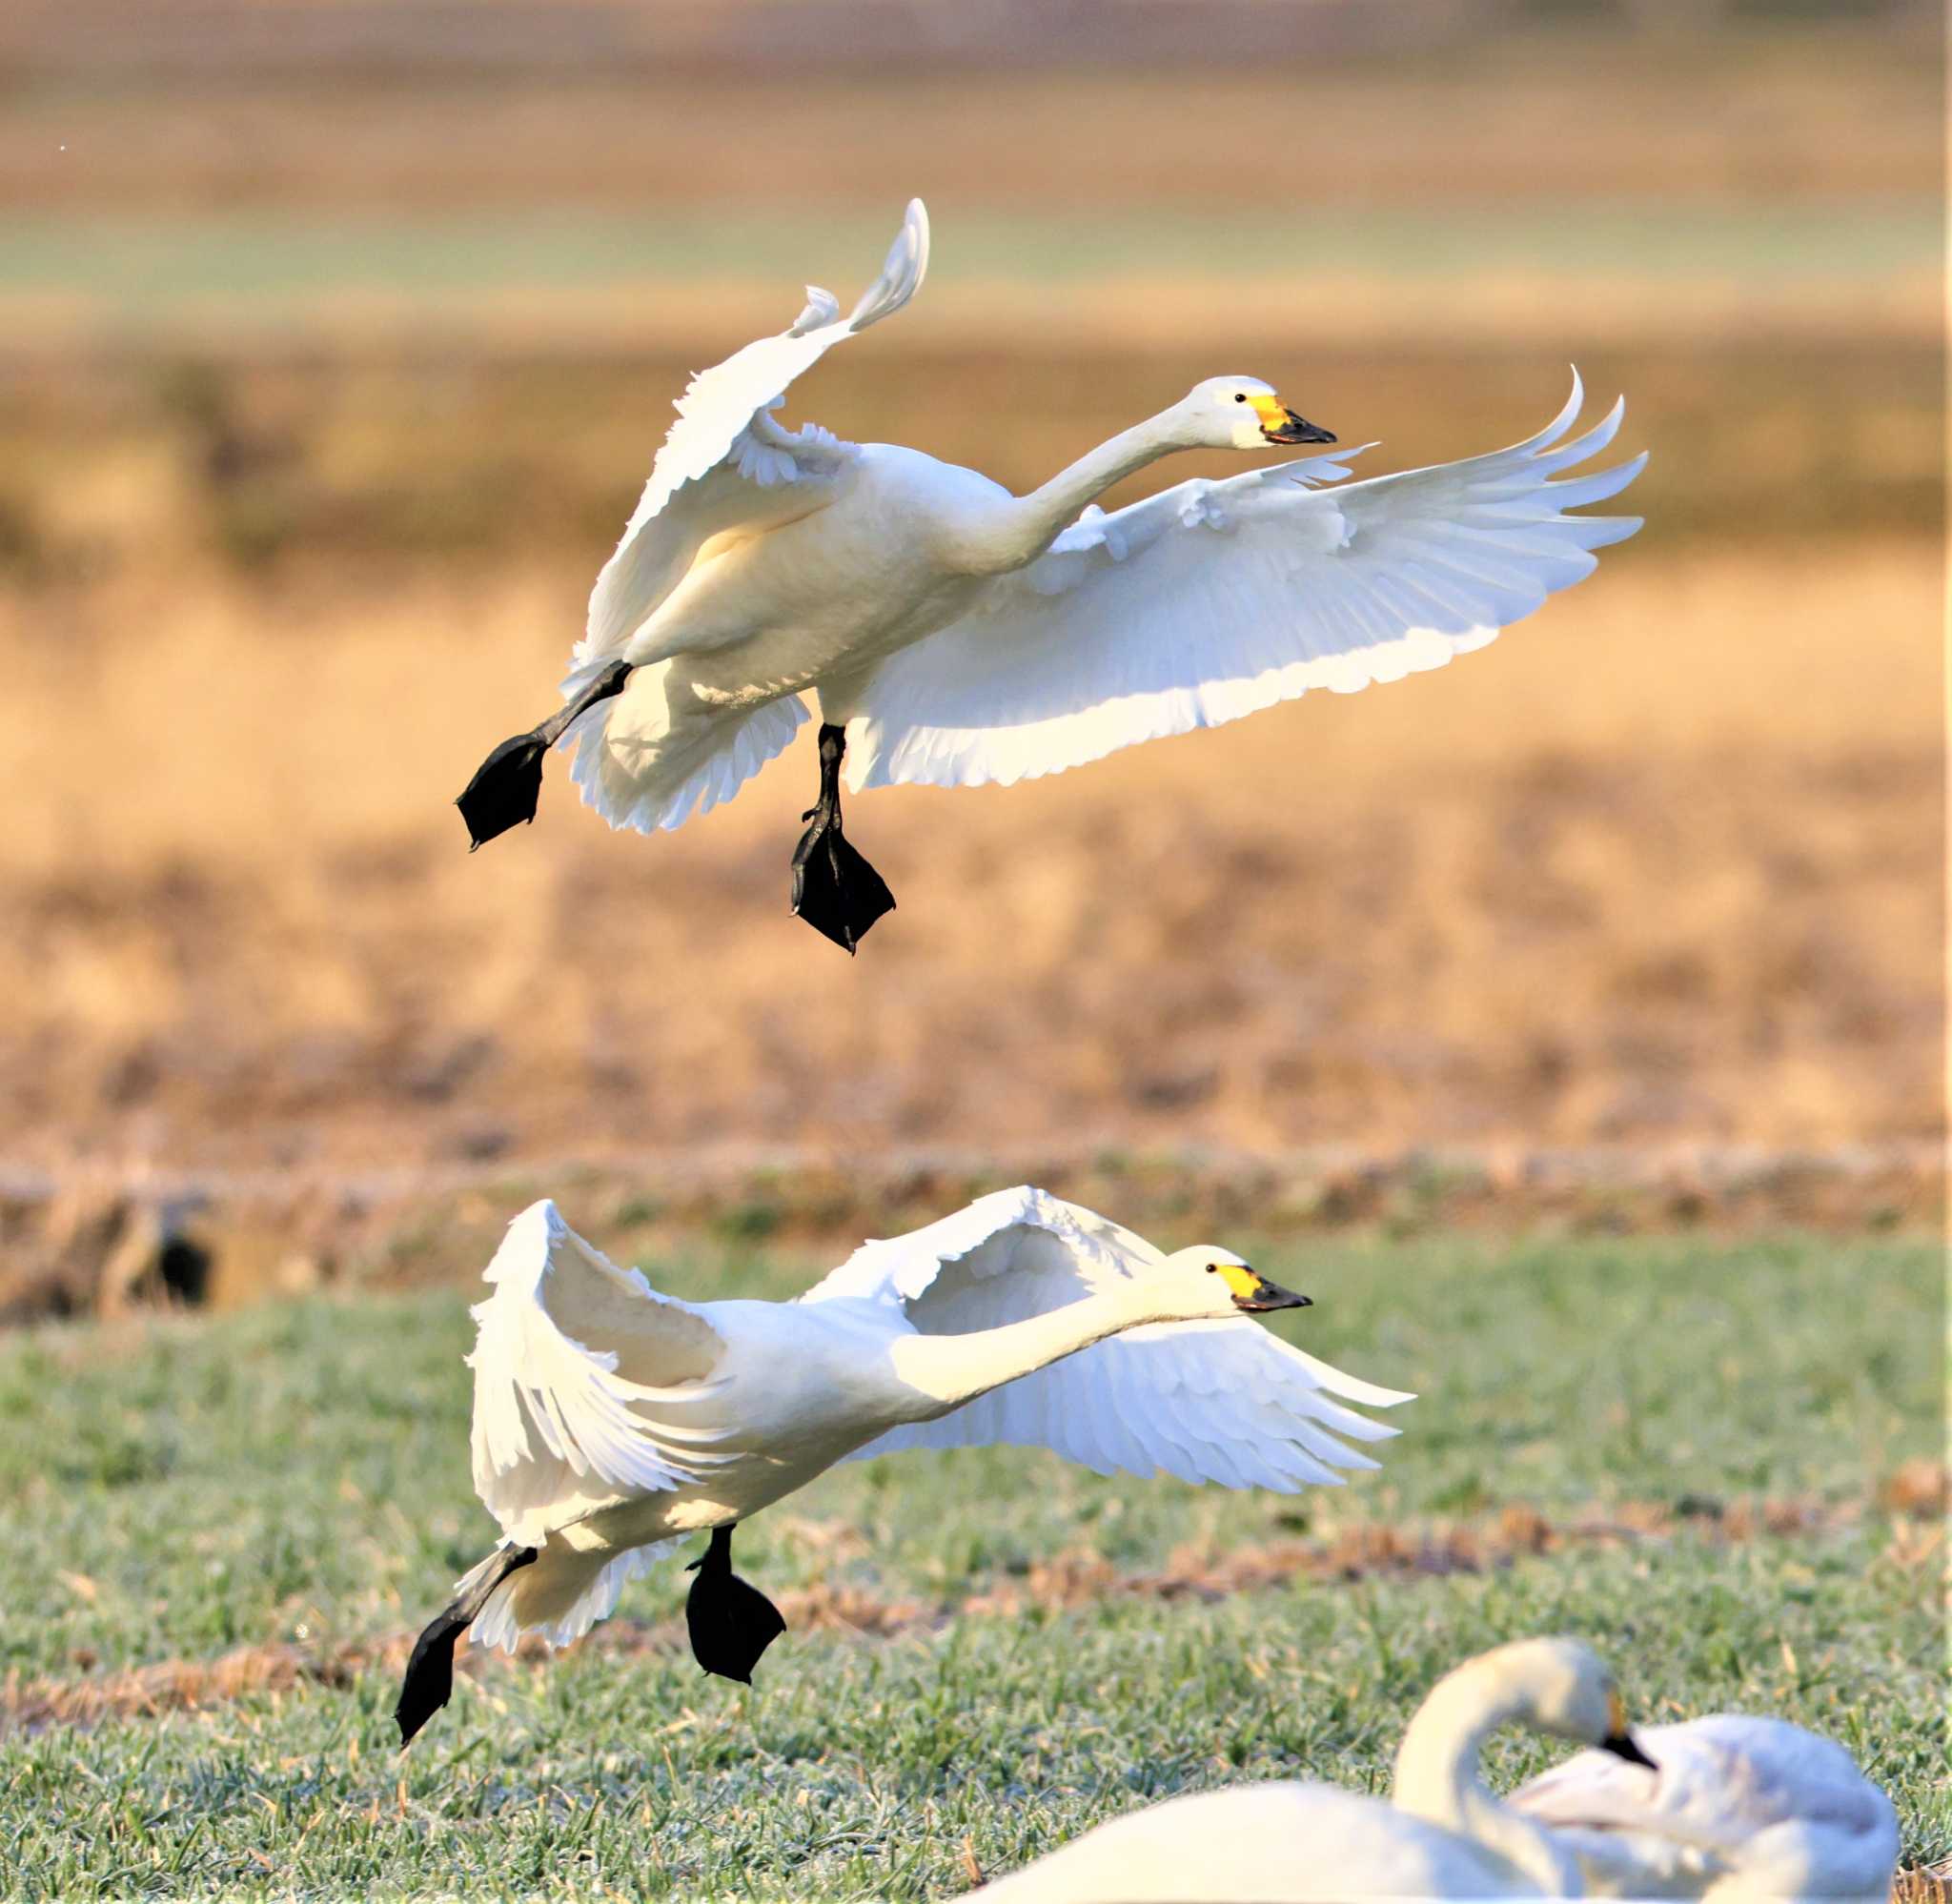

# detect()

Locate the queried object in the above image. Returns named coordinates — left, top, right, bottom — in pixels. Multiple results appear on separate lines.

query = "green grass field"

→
left=0, top=1230, right=1942, bottom=1898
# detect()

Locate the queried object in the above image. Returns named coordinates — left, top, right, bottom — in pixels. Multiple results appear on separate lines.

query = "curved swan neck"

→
left=889, top=1286, right=1169, bottom=1416
left=1393, top=1668, right=1586, bottom=1895
left=956, top=413, right=1185, bottom=575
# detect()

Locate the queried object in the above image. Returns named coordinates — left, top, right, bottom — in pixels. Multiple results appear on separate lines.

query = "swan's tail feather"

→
left=561, top=665, right=810, bottom=835
left=468, top=1539, right=677, bottom=1655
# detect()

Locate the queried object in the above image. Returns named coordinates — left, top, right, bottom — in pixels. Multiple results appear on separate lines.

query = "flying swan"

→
left=394, top=1186, right=1412, bottom=1745
left=457, top=197, right=1647, bottom=950
left=979, top=1637, right=1657, bottom=1900
left=1507, top=1711, right=1901, bottom=1900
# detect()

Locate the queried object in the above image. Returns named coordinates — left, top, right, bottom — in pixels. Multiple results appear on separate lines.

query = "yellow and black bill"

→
left=1248, top=394, right=1336, bottom=446
left=1213, top=1261, right=1313, bottom=1313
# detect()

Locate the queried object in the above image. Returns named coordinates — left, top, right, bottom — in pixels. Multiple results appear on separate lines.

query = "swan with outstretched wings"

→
left=394, top=1187, right=1409, bottom=1747
left=458, top=198, right=1644, bottom=951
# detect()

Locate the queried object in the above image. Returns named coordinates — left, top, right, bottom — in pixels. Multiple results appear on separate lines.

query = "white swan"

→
left=979, top=1636, right=1655, bottom=1900
left=457, top=197, right=1647, bottom=951
left=395, top=1185, right=1412, bottom=1744
left=1509, top=1713, right=1901, bottom=1901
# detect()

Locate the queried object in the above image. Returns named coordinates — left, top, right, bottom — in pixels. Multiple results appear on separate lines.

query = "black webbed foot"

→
left=396, top=1544, right=537, bottom=1748
left=457, top=732, right=549, bottom=849
left=790, top=723, right=895, bottom=953
left=684, top=1526, right=786, bottom=1685
left=396, top=1607, right=473, bottom=1748
left=791, top=819, right=896, bottom=954
left=457, top=659, right=633, bottom=851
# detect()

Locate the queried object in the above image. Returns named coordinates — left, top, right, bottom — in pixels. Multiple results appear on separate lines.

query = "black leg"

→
left=396, top=1544, right=538, bottom=1748
left=790, top=724, right=895, bottom=954
left=683, top=1525, right=786, bottom=1685
left=456, top=659, right=633, bottom=850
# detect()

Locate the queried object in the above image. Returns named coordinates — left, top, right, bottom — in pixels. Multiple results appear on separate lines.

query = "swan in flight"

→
left=457, top=197, right=1646, bottom=950
left=979, top=1637, right=1657, bottom=1900
left=395, top=1186, right=1412, bottom=1745
left=1509, top=1712, right=1901, bottom=1900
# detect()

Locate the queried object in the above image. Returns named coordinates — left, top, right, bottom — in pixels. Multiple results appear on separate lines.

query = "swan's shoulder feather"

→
left=806, top=1188, right=1412, bottom=1489
left=467, top=1201, right=729, bottom=1545
left=843, top=374, right=1644, bottom=792
left=573, top=199, right=929, bottom=675
left=798, top=1184, right=1146, bottom=1312
left=1511, top=1715, right=1900, bottom=1899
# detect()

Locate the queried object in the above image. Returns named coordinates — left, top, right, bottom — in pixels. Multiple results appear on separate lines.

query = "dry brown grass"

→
left=0, top=36, right=1938, bottom=1204
left=3, top=39, right=1939, bottom=216
left=1, top=531, right=1936, bottom=1179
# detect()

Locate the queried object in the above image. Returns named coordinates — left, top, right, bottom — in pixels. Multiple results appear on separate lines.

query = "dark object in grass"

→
left=456, top=659, right=633, bottom=849
left=790, top=722, right=895, bottom=954
left=395, top=1544, right=537, bottom=1748
left=684, top=1524, right=786, bottom=1684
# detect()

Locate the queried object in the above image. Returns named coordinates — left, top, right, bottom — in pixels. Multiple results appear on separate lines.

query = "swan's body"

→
left=977, top=1784, right=1556, bottom=1903
left=458, top=198, right=1645, bottom=948
left=981, top=1638, right=1655, bottom=1900
left=396, top=1186, right=1411, bottom=1741
left=1509, top=1715, right=1901, bottom=1901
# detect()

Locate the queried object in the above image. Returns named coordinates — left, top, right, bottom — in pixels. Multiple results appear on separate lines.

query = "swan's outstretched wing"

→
left=569, top=198, right=930, bottom=682
left=841, top=375, right=1644, bottom=791
left=1510, top=1717, right=1901, bottom=1902
left=802, top=1186, right=1412, bottom=1489
left=467, top=1201, right=732, bottom=1546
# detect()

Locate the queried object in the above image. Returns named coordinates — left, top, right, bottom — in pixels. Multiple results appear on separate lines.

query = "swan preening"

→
left=458, top=196, right=1646, bottom=950
left=981, top=1638, right=1648, bottom=1901
left=395, top=1186, right=1413, bottom=1744
left=1509, top=1712, right=1901, bottom=1901
left=981, top=1638, right=1901, bottom=1902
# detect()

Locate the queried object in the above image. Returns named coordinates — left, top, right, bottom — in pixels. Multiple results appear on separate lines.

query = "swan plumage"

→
left=1509, top=1714, right=1901, bottom=1901
left=980, top=1637, right=1654, bottom=1900
left=459, top=197, right=1644, bottom=946
left=402, top=1186, right=1409, bottom=1729
left=977, top=1783, right=1558, bottom=1903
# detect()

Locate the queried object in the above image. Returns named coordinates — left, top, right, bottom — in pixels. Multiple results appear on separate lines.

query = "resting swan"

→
left=1508, top=1713, right=1901, bottom=1901
left=978, top=1637, right=1656, bottom=1900
left=395, top=1186, right=1412, bottom=1744
left=457, top=197, right=1647, bottom=950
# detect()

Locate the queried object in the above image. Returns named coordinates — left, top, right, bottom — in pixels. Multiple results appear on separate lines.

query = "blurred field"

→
left=0, top=16, right=1941, bottom=1209
left=1, top=1228, right=1942, bottom=1895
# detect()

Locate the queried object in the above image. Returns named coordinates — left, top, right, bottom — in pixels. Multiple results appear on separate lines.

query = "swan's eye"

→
left=1233, top=394, right=1247, bottom=403
left=1206, top=1263, right=1218, bottom=1273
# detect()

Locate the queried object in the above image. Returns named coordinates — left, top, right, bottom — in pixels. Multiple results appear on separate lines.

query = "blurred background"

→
left=0, top=0, right=1941, bottom=1310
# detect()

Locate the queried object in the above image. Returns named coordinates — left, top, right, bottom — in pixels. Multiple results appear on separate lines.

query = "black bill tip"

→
left=1262, top=409, right=1336, bottom=446
left=1602, top=1732, right=1658, bottom=1772
left=1233, top=1274, right=1312, bottom=1314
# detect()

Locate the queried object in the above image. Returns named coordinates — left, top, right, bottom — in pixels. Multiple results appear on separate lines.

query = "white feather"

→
left=843, top=373, right=1644, bottom=791
left=1510, top=1715, right=1901, bottom=1901
left=805, top=1185, right=1413, bottom=1489
left=466, top=1201, right=732, bottom=1548
left=575, top=198, right=929, bottom=670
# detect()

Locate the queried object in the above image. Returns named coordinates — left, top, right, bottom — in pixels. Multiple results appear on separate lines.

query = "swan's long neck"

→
left=1393, top=1669, right=1587, bottom=1896
left=954, top=414, right=1186, bottom=575
left=888, top=1287, right=1165, bottom=1416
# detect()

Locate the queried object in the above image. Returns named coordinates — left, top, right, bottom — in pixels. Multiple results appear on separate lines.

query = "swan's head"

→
left=1176, top=375, right=1336, bottom=453
left=1153, top=1246, right=1312, bottom=1322
left=1474, top=1638, right=1659, bottom=1769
